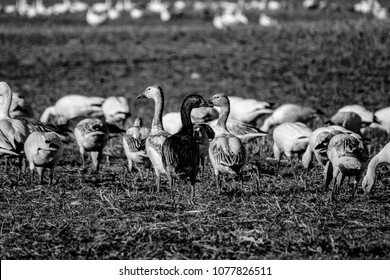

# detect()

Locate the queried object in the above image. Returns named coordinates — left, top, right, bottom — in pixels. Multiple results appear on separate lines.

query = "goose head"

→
left=137, top=85, right=163, bottom=100
left=182, top=94, right=212, bottom=110
left=40, top=132, right=62, bottom=152
left=208, top=93, right=229, bottom=108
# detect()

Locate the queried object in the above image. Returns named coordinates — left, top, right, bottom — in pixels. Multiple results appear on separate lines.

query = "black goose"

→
left=162, top=94, right=212, bottom=204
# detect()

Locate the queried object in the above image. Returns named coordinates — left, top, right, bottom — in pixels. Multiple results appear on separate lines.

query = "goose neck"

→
left=217, top=104, right=229, bottom=130
left=151, top=93, right=164, bottom=132
left=179, top=103, right=193, bottom=135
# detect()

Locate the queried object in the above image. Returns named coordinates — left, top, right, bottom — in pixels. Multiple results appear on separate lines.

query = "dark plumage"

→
left=161, top=94, right=212, bottom=204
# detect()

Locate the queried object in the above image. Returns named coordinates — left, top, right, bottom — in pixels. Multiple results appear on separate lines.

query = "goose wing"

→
left=211, top=135, right=246, bottom=167
left=0, top=129, right=19, bottom=156
left=162, top=134, right=199, bottom=174
left=124, top=133, right=144, bottom=152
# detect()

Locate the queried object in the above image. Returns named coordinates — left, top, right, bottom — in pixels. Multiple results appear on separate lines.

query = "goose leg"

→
left=154, top=172, right=161, bottom=194
left=273, top=143, right=281, bottom=163
left=29, top=163, right=35, bottom=186
left=17, top=155, right=23, bottom=180
left=49, top=168, right=54, bottom=187
left=37, top=167, right=44, bottom=184
left=79, top=147, right=86, bottom=170
left=216, top=172, right=221, bottom=194
left=190, top=176, right=196, bottom=205
left=324, top=161, right=333, bottom=191
left=91, top=150, right=103, bottom=173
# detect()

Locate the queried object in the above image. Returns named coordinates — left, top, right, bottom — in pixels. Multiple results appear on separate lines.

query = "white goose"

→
left=40, top=94, right=105, bottom=125
left=326, top=111, right=362, bottom=134
left=86, top=7, right=108, bottom=26
left=208, top=94, right=247, bottom=194
left=136, top=85, right=171, bottom=193
left=260, top=103, right=324, bottom=132
left=74, top=118, right=109, bottom=173
left=24, top=132, right=64, bottom=186
left=338, top=104, right=378, bottom=126
left=259, top=13, right=279, bottom=27
left=102, top=96, right=131, bottom=127
left=0, top=82, right=30, bottom=173
left=369, top=107, right=390, bottom=134
left=316, top=131, right=369, bottom=201
left=123, top=117, right=151, bottom=178
left=362, top=142, right=390, bottom=194
left=272, top=122, right=312, bottom=162
left=69, top=0, right=89, bottom=13
left=227, top=96, right=273, bottom=124
left=302, top=125, right=349, bottom=169
left=91, top=0, right=112, bottom=13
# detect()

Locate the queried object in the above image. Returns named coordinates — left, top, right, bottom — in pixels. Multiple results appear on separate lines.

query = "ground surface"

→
left=0, top=2, right=390, bottom=259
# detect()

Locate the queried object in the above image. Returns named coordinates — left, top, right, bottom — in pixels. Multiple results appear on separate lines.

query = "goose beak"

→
left=206, top=100, right=214, bottom=107
left=136, top=91, right=147, bottom=100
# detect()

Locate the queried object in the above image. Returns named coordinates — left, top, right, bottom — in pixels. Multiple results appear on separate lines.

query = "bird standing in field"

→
left=272, top=122, right=312, bottom=163
left=318, top=132, right=369, bottom=201
left=136, top=85, right=171, bottom=193
left=208, top=94, right=247, bottom=194
left=123, top=117, right=151, bottom=179
left=24, top=132, right=64, bottom=186
left=0, top=82, right=30, bottom=174
left=162, top=94, right=212, bottom=204
left=362, top=142, right=390, bottom=194
left=74, top=118, right=109, bottom=173
left=301, top=125, right=349, bottom=169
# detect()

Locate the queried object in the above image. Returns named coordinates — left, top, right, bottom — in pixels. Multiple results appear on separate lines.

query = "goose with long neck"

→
left=162, top=94, right=211, bottom=204
left=362, top=142, right=390, bottom=194
left=136, top=85, right=170, bottom=193
left=0, top=82, right=29, bottom=173
left=208, top=93, right=247, bottom=194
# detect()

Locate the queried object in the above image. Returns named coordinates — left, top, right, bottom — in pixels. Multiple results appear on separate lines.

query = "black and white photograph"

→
left=0, top=0, right=389, bottom=276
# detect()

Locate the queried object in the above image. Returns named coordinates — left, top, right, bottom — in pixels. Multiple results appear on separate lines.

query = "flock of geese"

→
left=0, top=81, right=389, bottom=205
left=0, top=0, right=388, bottom=28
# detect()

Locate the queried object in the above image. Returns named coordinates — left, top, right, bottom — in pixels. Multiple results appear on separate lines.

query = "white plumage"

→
left=40, top=94, right=105, bottom=125
left=102, top=96, right=131, bottom=127
left=362, top=142, right=390, bottom=194
left=338, top=104, right=377, bottom=125
left=24, top=131, right=64, bottom=186
left=260, top=103, right=323, bottom=132
left=74, top=118, right=109, bottom=173
left=0, top=82, right=30, bottom=173
left=369, top=107, right=390, bottom=134
left=327, top=111, right=362, bottom=134
left=272, top=122, right=312, bottom=162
